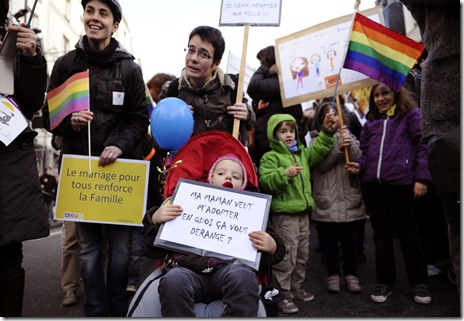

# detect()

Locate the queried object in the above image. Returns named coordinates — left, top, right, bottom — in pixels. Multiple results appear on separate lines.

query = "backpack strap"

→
left=120, top=58, right=133, bottom=88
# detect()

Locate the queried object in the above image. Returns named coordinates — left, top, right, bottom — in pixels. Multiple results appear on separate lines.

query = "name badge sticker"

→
left=112, top=91, right=124, bottom=106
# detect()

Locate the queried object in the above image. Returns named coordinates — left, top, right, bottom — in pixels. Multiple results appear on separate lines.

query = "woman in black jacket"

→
left=42, top=0, right=149, bottom=317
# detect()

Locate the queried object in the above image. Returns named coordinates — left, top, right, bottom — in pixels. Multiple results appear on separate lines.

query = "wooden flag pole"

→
left=334, top=94, right=350, bottom=163
left=331, top=68, right=349, bottom=163
left=232, top=25, right=250, bottom=139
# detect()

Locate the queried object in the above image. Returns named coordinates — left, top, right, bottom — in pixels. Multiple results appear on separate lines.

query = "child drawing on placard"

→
left=311, top=53, right=321, bottom=78
left=327, top=49, right=337, bottom=72
left=290, top=57, right=309, bottom=91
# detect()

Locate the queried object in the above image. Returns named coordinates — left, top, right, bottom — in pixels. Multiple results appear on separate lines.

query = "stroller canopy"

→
left=163, top=130, right=258, bottom=199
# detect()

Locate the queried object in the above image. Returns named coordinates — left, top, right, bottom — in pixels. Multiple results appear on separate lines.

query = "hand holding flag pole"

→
left=331, top=68, right=350, bottom=163
left=46, top=70, right=92, bottom=171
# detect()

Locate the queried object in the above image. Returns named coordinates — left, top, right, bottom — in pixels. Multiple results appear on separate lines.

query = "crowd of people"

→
left=0, top=0, right=459, bottom=318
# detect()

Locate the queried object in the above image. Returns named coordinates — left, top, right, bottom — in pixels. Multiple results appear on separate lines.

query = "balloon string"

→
left=156, top=160, right=182, bottom=174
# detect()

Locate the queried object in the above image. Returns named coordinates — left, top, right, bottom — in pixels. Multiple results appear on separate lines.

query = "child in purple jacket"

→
left=346, top=83, right=431, bottom=305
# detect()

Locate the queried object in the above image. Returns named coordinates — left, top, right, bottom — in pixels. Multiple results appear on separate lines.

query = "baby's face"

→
left=210, top=159, right=244, bottom=190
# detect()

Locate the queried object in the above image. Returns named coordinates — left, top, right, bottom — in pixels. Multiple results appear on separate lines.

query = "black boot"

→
left=0, top=268, right=25, bottom=317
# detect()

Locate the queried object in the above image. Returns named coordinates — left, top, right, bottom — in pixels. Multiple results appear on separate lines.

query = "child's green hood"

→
left=266, top=113, right=302, bottom=152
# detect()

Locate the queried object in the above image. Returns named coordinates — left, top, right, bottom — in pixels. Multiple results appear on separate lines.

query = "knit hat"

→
left=81, top=0, right=122, bottom=23
left=207, top=153, right=248, bottom=190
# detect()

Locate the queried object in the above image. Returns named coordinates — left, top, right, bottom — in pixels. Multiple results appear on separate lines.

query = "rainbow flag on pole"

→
left=343, top=12, right=425, bottom=92
left=145, top=84, right=155, bottom=118
left=47, top=70, right=90, bottom=130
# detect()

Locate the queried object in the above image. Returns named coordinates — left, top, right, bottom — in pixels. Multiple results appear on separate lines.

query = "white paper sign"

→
left=0, top=30, right=18, bottom=96
left=219, top=0, right=282, bottom=26
left=155, top=179, right=272, bottom=270
left=0, top=95, right=27, bottom=146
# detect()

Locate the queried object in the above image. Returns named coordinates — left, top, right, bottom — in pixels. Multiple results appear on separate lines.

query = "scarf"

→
left=385, top=104, right=397, bottom=117
left=287, top=140, right=298, bottom=153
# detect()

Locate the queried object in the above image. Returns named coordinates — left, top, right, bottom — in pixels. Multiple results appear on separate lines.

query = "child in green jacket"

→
left=258, top=113, right=336, bottom=314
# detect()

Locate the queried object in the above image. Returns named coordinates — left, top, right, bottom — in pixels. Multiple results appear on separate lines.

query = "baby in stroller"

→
left=127, top=130, right=285, bottom=317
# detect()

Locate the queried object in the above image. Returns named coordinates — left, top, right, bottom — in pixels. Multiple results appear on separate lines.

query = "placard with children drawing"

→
left=275, top=7, right=383, bottom=107
left=155, top=178, right=272, bottom=271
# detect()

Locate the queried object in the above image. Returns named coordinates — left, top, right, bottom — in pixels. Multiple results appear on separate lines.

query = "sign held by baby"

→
left=154, top=178, right=272, bottom=270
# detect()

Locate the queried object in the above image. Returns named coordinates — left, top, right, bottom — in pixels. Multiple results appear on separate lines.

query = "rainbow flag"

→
left=343, top=13, right=425, bottom=92
left=47, top=70, right=90, bottom=130
left=145, top=84, right=154, bottom=118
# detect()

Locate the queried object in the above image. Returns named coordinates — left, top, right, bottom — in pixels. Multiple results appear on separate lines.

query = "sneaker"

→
left=326, top=275, right=341, bottom=293
left=126, top=284, right=137, bottom=294
left=427, top=265, right=442, bottom=277
left=345, top=275, right=362, bottom=293
left=292, top=289, right=314, bottom=302
left=414, top=284, right=432, bottom=304
left=278, top=298, right=299, bottom=314
left=61, top=291, right=78, bottom=306
left=370, top=284, right=391, bottom=303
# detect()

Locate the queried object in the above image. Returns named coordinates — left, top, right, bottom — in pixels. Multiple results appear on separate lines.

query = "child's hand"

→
left=323, top=110, right=336, bottom=130
left=285, top=165, right=304, bottom=177
left=338, top=126, right=352, bottom=150
left=152, top=204, right=183, bottom=224
left=249, top=230, right=277, bottom=254
left=414, top=182, right=428, bottom=198
left=345, top=161, right=360, bottom=174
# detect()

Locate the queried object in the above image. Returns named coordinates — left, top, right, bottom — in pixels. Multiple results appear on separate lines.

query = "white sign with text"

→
left=219, top=0, right=282, bottom=26
left=155, top=179, right=272, bottom=270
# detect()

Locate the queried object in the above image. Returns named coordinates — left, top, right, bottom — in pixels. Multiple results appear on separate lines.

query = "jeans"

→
left=127, top=227, right=143, bottom=286
left=75, top=222, right=131, bottom=317
left=159, top=264, right=259, bottom=317
left=364, top=183, right=428, bottom=287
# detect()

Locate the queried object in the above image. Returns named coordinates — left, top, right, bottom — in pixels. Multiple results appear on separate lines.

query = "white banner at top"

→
left=219, top=0, right=282, bottom=26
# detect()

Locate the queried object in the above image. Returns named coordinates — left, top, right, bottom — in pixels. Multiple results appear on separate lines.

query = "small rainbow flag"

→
left=145, top=84, right=155, bottom=118
left=47, top=70, right=90, bottom=130
left=343, top=13, right=425, bottom=92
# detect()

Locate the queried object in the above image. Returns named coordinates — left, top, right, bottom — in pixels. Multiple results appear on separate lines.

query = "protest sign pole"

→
left=331, top=68, right=349, bottom=163
left=220, top=0, right=282, bottom=139
left=232, top=24, right=250, bottom=139
left=335, top=93, right=350, bottom=163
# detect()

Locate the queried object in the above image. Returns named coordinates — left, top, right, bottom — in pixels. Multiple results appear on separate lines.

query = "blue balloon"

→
left=150, top=97, right=194, bottom=151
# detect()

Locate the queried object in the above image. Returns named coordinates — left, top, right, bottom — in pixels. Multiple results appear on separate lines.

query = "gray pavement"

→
left=21, top=220, right=461, bottom=318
